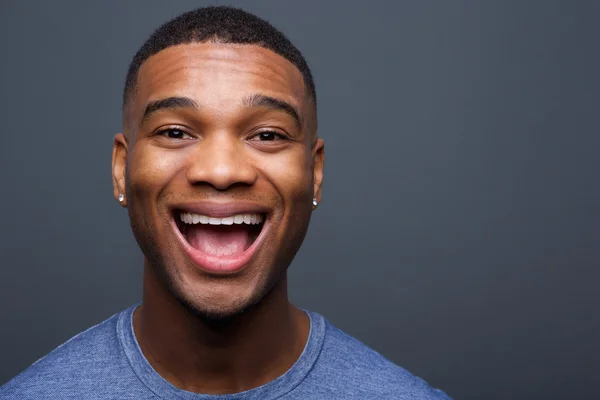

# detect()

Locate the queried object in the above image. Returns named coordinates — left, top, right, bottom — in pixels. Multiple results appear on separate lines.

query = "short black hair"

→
left=123, top=6, right=316, bottom=113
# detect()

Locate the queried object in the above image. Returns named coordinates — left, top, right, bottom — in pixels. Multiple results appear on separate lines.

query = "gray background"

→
left=0, top=1, right=598, bottom=399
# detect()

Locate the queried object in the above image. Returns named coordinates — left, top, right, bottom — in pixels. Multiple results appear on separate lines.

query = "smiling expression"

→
left=112, top=43, right=324, bottom=318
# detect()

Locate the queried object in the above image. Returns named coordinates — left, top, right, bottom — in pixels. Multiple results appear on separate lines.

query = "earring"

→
left=118, top=193, right=125, bottom=203
left=312, top=198, right=318, bottom=207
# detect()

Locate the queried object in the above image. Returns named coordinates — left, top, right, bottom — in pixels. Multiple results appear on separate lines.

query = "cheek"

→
left=125, top=145, right=186, bottom=260
left=256, top=149, right=313, bottom=270
left=127, top=145, right=181, bottom=200
left=261, top=149, right=313, bottom=203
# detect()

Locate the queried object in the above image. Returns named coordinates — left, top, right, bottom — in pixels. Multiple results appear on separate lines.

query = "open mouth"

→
left=175, top=211, right=265, bottom=257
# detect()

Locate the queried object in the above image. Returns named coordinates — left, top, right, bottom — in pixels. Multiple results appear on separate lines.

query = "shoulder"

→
left=310, top=316, right=451, bottom=399
left=0, top=309, right=142, bottom=399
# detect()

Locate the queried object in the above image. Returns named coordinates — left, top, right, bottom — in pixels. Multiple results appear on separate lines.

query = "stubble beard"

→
left=135, top=224, right=288, bottom=323
left=127, top=193, right=311, bottom=324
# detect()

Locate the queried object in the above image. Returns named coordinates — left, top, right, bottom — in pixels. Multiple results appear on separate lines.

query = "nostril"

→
left=184, top=150, right=258, bottom=190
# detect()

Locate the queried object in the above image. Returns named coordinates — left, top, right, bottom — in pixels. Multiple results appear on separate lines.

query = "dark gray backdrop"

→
left=1, top=1, right=598, bottom=399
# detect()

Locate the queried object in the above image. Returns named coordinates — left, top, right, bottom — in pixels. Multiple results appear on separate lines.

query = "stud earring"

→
left=118, top=193, right=125, bottom=203
left=312, top=198, right=318, bottom=207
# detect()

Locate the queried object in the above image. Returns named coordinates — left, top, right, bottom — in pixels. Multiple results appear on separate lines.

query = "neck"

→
left=134, top=261, right=309, bottom=394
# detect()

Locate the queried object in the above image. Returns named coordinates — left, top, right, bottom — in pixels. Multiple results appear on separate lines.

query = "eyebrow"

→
left=142, top=96, right=198, bottom=121
left=141, top=94, right=302, bottom=128
left=242, top=93, right=302, bottom=129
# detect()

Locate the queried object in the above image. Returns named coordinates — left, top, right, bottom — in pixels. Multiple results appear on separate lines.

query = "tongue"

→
left=186, top=225, right=251, bottom=256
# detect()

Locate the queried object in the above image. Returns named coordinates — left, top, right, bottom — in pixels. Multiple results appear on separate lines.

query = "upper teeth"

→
left=179, top=212, right=264, bottom=225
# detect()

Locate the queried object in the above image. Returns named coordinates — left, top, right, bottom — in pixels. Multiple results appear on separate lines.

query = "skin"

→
left=111, top=42, right=324, bottom=394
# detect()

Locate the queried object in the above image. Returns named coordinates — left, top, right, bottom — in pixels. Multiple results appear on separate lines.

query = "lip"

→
left=169, top=201, right=270, bottom=275
left=172, top=201, right=270, bottom=218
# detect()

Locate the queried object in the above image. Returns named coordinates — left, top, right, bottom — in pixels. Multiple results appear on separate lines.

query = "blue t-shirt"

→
left=1, top=306, right=451, bottom=399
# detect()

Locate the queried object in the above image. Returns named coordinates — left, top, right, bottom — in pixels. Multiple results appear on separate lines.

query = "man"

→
left=1, top=6, right=450, bottom=399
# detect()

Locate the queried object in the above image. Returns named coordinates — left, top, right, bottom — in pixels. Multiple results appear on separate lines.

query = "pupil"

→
left=260, top=132, right=275, bottom=141
left=169, top=129, right=183, bottom=139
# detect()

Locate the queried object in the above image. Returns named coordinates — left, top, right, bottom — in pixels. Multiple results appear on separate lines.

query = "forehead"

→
left=134, top=42, right=307, bottom=115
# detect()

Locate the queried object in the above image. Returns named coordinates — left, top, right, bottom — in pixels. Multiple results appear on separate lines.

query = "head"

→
left=112, top=6, right=324, bottom=320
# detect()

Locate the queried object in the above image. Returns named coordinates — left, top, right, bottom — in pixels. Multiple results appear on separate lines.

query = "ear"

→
left=312, top=137, right=325, bottom=207
left=112, top=133, right=128, bottom=207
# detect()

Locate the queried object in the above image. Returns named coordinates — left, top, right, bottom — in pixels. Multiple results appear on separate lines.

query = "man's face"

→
left=112, top=43, right=324, bottom=318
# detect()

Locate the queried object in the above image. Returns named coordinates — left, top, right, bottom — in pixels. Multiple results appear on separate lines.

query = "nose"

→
left=185, top=133, right=258, bottom=190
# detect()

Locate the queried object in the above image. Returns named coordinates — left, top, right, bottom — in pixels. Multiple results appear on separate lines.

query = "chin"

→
left=181, top=299, right=252, bottom=322
left=161, top=261, right=281, bottom=323
left=173, top=282, right=267, bottom=322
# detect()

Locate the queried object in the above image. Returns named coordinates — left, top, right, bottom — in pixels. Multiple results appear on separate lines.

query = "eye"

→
left=250, top=131, right=287, bottom=141
left=158, top=128, right=193, bottom=140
